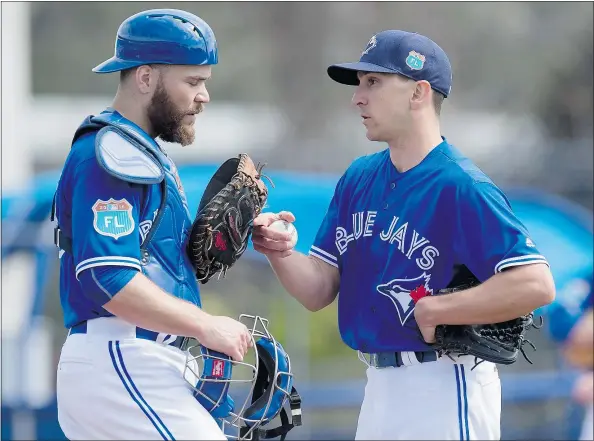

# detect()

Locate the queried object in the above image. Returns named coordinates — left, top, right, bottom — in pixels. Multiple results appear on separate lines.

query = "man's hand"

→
left=197, top=316, right=254, bottom=362
left=414, top=297, right=437, bottom=343
left=252, top=211, right=297, bottom=258
left=418, top=325, right=436, bottom=344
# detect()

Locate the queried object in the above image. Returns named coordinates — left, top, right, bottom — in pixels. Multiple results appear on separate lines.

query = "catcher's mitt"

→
left=429, top=280, right=543, bottom=368
left=187, top=154, right=271, bottom=283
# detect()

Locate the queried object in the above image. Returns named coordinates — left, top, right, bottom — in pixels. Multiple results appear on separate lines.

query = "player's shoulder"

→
left=342, top=149, right=389, bottom=182
left=434, top=139, right=502, bottom=194
left=62, top=130, right=101, bottom=176
left=63, top=112, right=164, bottom=185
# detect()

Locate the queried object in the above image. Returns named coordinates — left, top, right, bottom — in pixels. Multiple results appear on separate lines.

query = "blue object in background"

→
left=505, top=187, right=593, bottom=300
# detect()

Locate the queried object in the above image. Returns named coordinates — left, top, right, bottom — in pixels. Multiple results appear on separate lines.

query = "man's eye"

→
left=368, top=78, right=377, bottom=86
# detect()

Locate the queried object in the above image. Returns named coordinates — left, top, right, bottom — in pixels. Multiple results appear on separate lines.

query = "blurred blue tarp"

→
left=3, top=163, right=592, bottom=299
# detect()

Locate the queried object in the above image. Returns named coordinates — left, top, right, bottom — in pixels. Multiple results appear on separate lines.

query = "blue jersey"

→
left=309, top=138, right=549, bottom=353
left=54, top=108, right=200, bottom=328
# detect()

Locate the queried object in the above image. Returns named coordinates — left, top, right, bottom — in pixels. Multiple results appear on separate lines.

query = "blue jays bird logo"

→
left=362, top=35, right=378, bottom=56
left=376, top=273, right=433, bottom=325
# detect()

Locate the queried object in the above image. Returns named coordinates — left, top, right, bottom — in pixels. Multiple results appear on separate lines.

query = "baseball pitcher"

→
left=251, top=30, right=556, bottom=440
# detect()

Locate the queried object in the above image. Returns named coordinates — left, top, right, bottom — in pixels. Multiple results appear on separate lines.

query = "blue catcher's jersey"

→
left=54, top=108, right=201, bottom=328
left=309, top=138, right=549, bottom=353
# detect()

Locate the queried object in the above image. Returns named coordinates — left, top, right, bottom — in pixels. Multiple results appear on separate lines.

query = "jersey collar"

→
left=388, top=136, right=449, bottom=179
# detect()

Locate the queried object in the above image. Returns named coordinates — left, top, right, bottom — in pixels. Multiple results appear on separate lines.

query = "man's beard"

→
left=147, top=81, right=202, bottom=146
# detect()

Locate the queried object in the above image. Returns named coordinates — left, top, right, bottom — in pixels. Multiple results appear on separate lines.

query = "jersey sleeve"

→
left=308, top=175, right=346, bottom=269
left=454, top=181, right=549, bottom=282
left=72, top=159, right=144, bottom=279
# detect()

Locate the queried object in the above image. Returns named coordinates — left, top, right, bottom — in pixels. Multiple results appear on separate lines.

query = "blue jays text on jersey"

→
left=309, top=138, right=549, bottom=354
left=52, top=108, right=201, bottom=329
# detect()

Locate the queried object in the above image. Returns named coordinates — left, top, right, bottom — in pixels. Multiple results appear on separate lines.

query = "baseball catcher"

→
left=53, top=9, right=267, bottom=440
left=188, top=153, right=271, bottom=283
left=429, top=266, right=543, bottom=369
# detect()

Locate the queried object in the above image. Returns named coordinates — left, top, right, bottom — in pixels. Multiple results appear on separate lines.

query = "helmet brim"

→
left=327, top=61, right=402, bottom=85
left=92, top=57, right=146, bottom=73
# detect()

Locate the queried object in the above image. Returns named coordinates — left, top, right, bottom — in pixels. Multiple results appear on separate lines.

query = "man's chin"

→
left=179, top=128, right=195, bottom=146
left=365, top=130, right=380, bottom=142
left=160, top=126, right=195, bottom=146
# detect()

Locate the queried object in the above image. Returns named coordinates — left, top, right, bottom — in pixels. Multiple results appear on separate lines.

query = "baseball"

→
left=269, top=219, right=298, bottom=243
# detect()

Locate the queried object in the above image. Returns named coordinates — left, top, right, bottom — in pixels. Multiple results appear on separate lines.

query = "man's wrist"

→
left=415, top=296, right=442, bottom=327
left=418, top=283, right=490, bottom=326
left=188, top=307, right=212, bottom=340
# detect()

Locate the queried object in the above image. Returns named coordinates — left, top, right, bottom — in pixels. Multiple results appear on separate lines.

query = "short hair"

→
left=119, top=67, right=137, bottom=83
left=432, top=90, right=445, bottom=116
left=119, top=64, right=162, bottom=83
left=404, top=76, right=445, bottom=116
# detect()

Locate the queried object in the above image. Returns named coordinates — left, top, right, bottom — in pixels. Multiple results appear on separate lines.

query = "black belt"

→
left=367, top=350, right=439, bottom=368
left=69, top=321, right=189, bottom=350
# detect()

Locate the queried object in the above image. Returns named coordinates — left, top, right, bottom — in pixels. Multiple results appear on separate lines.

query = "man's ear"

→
left=410, top=80, right=432, bottom=110
left=135, top=65, right=158, bottom=94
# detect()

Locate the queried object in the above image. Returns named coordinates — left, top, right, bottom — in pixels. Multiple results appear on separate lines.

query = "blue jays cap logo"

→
left=92, top=198, right=135, bottom=239
left=376, top=273, right=433, bottom=325
left=406, top=50, right=426, bottom=70
left=362, top=35, right=378, bottom=56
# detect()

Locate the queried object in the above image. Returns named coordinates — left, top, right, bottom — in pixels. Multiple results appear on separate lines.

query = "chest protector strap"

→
left=52, top=113, right=167, bottom=254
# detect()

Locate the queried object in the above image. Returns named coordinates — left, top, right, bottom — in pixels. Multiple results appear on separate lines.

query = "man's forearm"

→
left=103, top=272, right=211, bottom=338
left=267, top=252, right=338, bottom=312
left=419, top=263, right=555, bottom=325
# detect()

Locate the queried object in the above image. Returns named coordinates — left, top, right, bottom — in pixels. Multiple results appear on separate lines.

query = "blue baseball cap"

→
left=327, top=30, right=452, bottom=97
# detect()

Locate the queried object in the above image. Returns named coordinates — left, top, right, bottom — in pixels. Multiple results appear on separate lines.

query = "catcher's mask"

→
left=184, top=315, right=302, bottom=440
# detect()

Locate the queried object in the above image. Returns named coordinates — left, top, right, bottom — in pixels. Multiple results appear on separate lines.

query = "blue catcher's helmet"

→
left=184, top=315, right=302, bottom=441
left=93, top=8, right=218, bottom=73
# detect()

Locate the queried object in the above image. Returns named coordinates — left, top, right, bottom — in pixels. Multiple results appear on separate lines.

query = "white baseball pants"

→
left=56, top=317, right=226, bottom=440
left=355, top=354, right=501, bottom=440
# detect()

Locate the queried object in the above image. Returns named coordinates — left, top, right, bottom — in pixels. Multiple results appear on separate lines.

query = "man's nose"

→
left=196, top=85, right=210, bottom=104
left=352, top=87, right=366, bottom=107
